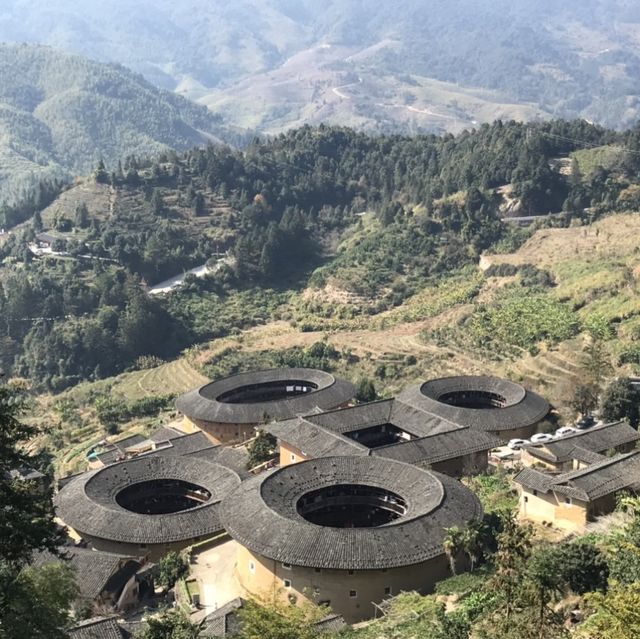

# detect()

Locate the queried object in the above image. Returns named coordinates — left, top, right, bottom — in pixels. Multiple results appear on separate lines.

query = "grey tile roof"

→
left=219, top=456, right=482, bottom=570
left=147, top=426, right=185, bottom=442
left=55, top=455, right=241, bottom=545
left=202, top=598, right=245, bottom=637
left=266, top=398, right=498, bottom=467
left=398, top=376, right=549, bottom=433
left=176, top=368, right=355, bottom=425
left=69, top=617, right=125, bottom=639
left=267, top=416, right=366, bottom=458
left=372, top=427, right=503, bottom=466
left=515, top=451, right=640, bottom=501
left=33, top=547, right=141, bottom=601
left=524, top=421, right=639, bottom=464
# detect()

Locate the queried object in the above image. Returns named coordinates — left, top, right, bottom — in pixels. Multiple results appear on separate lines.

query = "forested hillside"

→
left=2, top=119, right=640, bottom=392
left=0, top=44, right=245, bottom=204
left=2, top=1, right=640, bottom=132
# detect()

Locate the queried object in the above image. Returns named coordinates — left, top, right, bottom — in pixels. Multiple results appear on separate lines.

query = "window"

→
left=284, top=579, right=292, bottom=588
left=348, top=570, right=354, bottom=575
left=282, top=563, right=291, bottom=570
left=139, top=544, right=147, bottom=550
left=314, top=568, right=321, bottom=573
left=291, top=454, right=296, bottom=461
left=349, top=590, right=357, bottom=598
left=249, top=561, right=255, bottom=573
left=384, top=586, right=392, bottom=596
left=524, top=496, right=528, bottom=503
left=565, top=497, right=572, bottom=506
left=533, top=490, right=538, bottom=496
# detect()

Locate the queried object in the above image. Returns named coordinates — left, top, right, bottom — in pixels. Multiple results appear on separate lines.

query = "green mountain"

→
left=2, top=1, right=640, bottom=133
left=0, top=44, right=244, bottom=203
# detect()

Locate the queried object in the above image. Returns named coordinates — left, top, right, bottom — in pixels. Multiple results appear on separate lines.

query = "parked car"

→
left=554, top=426, right=578, bottom=438
left=576, top=415, right=596, bottom=430
left=530, top=433, right=554, bottom=444
left=508, top=438, right=529, bottom=450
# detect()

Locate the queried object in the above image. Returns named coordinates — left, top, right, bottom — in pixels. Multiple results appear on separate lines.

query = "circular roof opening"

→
left=296, top=484, right=407, bottom=528
left=438, top=390, right=507, bottom=409
left=115, top=479, right=212, bottom=515
left=216, top=379, right=319, bottom=404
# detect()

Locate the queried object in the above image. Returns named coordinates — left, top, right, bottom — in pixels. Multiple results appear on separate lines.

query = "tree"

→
left=94, top=159, right=109, bottom=184
left=135, top=609, right=202, bottom=639
left=236, top=594, right=328, bottom=639
left=74, top=203, right=90, bottom=229
left=0, top=562, right=78, bottom=639
left=600, top=377, right=640, bottom=428
left=247, top=430, right=277, bottom=469
left=0, top=387, right=72, bottom=639
left=156, top=552, right=188, bottom=590
left=149, top=188, right=165, bottom=217
left=580, top=582, right=640, bottom=639
left=491, top=513, right=533, bottom=619
left=0, top=388, right=61, bottom=565
left=443, top=526, right=464, bottom=575
left=355, top=377, right=376, bottom=403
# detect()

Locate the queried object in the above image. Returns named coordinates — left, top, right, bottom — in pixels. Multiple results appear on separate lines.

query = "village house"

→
left=521, top=420, right=640, bottom=471
left=33, top=546, right=152, bottom=614
left=515, top=451, right=640, bottom=531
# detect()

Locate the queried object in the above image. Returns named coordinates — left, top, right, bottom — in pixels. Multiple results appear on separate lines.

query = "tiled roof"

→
left=266, top=398, right=499, bottom=467
left=220, top=456, right=482, bottom=570
left=69, top=617, right=125, bottom=639
left=398, top=376, right=549, bottom=433
left=33, top=547, right=141, bottom=601
left=175, top=368, right=355, bottom=424
left=372, top=427, right=503, bottom=466
left=55, top=456, right=240, bottom=545
left=524, top=421, right=640, bottom=463
left=515, top=451, right=640, bottom=501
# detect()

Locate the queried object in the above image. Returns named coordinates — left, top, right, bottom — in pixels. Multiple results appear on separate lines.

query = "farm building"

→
left=219, top=456, right=482, bottom=623
left=175, top=368, right=355, bottom=444
left=515, top=451, right=640, bottom=531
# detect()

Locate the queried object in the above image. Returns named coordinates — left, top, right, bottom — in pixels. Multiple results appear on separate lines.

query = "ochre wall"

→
left=279, top=441, right=310, bottom=467
left=518, top=489, right=588, bottom=531
left=183, top=416, right=256, bottom=445
left=235, top=545, right=451, bottom=623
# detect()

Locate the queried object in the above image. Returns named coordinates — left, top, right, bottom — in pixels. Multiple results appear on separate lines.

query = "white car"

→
left=554, top=426, right=578, bottom=438
left=530, top=433, right=554, bottom=444
left=508, top=438, right=529, bottom=450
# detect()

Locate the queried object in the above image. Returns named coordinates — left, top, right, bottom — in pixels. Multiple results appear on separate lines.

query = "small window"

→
left=282, top=563, right=292, bottom=570
left=524, top=496, right=528, bottom=503
left=314, top=568, right=321, bottom=573
left=291, top=454, right=296, bottom=461
left=565, top=497, right=572, bottom=506
left=249, top=561, right=255, bottom=573
left=533, top=490, right=538, bottom=496
left=349, top=590, right=357, bottom=598
left=348, top=570, right=354, bottom=575
left=284, top=579, right=292, bottom=588
left=139, top=544, right=147, bottom=550
left=384, top=586, right=391, bottom=596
